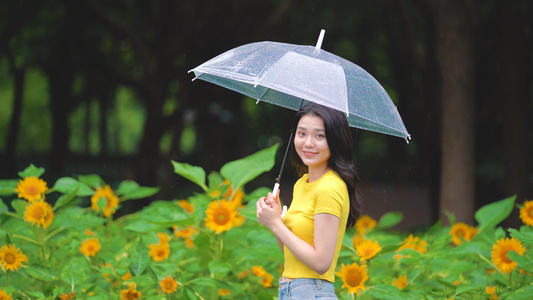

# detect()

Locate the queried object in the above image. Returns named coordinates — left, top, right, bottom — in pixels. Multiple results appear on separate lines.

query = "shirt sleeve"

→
left=314, top=178, right=345, bottom=218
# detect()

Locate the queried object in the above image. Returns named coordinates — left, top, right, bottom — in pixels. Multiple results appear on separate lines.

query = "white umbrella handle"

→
left=315, top=29, right=325, bottom=50
left=272, top=183, right=288, bottom=219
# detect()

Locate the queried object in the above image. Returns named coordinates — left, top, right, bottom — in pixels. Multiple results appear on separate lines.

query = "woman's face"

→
left=294, top=114, right=331, bottom=170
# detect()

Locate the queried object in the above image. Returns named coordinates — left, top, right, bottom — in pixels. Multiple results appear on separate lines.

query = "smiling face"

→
left=294, top=114, right=331, bottom=175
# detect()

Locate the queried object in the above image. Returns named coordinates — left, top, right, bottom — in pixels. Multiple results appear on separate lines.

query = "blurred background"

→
left=0, top=0, right=531, bottom=231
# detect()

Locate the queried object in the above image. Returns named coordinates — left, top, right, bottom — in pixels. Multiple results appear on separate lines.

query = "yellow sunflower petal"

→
left=15, top=176, right=48, bottom=202
left=0, top=244, right=28, bottom=272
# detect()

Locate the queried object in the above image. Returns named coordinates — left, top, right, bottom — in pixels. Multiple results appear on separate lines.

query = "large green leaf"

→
left=475, top=195, right=516, bottom=230
left=0, top=179, right=17, bottom=196
left=376, top=212, right=403, bottom=230
left=130, top=238, right=150, bottom=276
left=116, top=180, right=160, bottom=200
left=171, top=161, right=208, bottom=191
left=18, top=164, right=45, bottom=178
left=26, top=266, right=59, bottom=282
left=220, top=144, right=279, bottom=190
left=53, top=177, right=94, bottom=196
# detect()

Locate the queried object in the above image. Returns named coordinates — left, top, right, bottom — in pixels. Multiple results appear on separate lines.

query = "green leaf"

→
left=53, top=177, right=94, bottom=196
left=509, top=228, right=533, bottom=244
left=475, top=195, right=516, bottom=230
left=376, top=212, right=403, bottom=230
left=367, top=284, right=405, bottom=300
left=26, top=266, right=59, bottom=281
left=0, top=198, right=7, bottom=214
left=508, top=250, right=533, bottom=273
left=506, top=285, right=533, bottom=299
left=130, top=238, right=150, bottom=276
left=116, top=180, right=160, bottom=200
left=220, top=144, right=279, bottom=190
left=77, top=174, right=104, bottom=189
left=124, top=219, right=165, bottom=233
left=18, top=164, right=45, bottom=178
left=0, top=179, right=18, bottom=196
left=10, top=199, right=27, bottom=215
left=61, top=259, right=87, bottom=286
left=208, top=261, right=232, bottom=276
left=53, top=186, right=79, bottom=210
left=171, top=161, right=208, bottom=191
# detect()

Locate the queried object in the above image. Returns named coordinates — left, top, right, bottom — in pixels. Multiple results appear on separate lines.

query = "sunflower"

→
left=80, top=238, right=101, bottom=257
left=0, top=244, right=28, bottom=272
left=485, top=286, right=498, bottom=299
left=259, top=272, right=274, bottom=288
left=449, top=222, right=478, bottom=246
left=15, top=176, right=48, bottom=202
left=251, top=265, right=267, bottom=277
left=204, top=200, right=239, bottom=234
left=218, top=289, right=231, bottom=296
left=156, top=232, right=170, bottom=245
left=392, top=275, right=408, bottom=290
left=173, top=226, right=198, bottom=248
left=173, top=225, right=199, bottom=239
left=122, top=272, right=132, bottom=281
left=149, top=243, right=170, bottom=262
left=23, top=200, right=54, bottom=229
left=355, top=215, right=377, bottom=235
left=177, top=200, right=195, bottom=213
left=397, top=234, right=428, bottom=254
left=0, top=289, right=13, bottom=300
left=91, top=185, right=119, bottom=217
left=160, top=275, right=179, bottom=294
left=491, top=237, right=526, bottom=273
left=120, top=283, right=141, bottom=300
left=352, top=234, right=366, bottom=249
left=336, top=262, right=368, bottom=296
left=356, top=239, right=382, bottom=261
left=519, top=200, right=533, bottom=227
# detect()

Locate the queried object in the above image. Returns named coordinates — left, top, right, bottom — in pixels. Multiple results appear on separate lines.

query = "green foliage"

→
left=1, top=148, right=532, bottom=299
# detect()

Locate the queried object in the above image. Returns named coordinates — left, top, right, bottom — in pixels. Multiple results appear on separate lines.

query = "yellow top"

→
left=281, top=170, right=349, bottom=282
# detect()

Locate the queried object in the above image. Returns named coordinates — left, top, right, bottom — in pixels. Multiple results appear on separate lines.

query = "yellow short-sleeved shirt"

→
left=281, top=170, right=349, bottom=282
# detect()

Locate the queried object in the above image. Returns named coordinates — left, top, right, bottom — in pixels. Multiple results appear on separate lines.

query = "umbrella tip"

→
left=315, top=29, right=325, bottom=50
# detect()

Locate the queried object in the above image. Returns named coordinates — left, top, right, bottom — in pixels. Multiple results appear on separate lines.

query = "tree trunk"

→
left=3, top=54, right=25, bottom=175
left=499, top=2, right=530, bottom=228
left=431, top=0, right=476, bottom=224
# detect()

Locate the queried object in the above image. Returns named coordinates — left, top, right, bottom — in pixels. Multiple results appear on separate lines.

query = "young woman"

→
left=256, top=103, right=361, bottom=299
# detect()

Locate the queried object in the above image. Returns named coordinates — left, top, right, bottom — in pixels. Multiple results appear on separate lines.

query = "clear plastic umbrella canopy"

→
left=189, top=30, right=411, bottom=142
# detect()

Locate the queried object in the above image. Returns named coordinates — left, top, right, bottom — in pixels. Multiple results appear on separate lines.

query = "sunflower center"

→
left=26, top=185, right=40, bottom=196
left=214, top=209, right=230, bottom=225
left=346, top=271, right=362, bottom=287
left=501, top=250, right=512, bottom=263
left=164, top=281, right=174, bottom=290
left=33, top=207, right=44, bottom=219
left=4, top=253, right=16, bottom=264
left=527, top=207, right=533, bottom=217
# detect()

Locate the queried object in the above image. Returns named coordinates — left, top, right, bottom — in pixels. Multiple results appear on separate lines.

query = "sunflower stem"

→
left=5, top=271, right=8, bottom=287
left=509, top=272, right=513, bottom=288
left=11, top=234, right=41, bottom=246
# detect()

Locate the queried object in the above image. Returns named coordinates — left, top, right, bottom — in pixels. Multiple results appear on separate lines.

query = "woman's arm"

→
left=257, top=198, right=339, bottom=274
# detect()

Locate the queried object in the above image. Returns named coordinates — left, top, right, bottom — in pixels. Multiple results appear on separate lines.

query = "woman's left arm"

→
left=258, top=197, right=339, bottom=275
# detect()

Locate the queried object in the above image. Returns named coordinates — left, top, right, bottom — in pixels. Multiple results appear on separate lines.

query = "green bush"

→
left=0, top=144, right=532, bottom=299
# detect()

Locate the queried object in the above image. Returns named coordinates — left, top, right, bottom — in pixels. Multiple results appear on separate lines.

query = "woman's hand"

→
left=265, top=189, right=282, bottom=214
left=256, top=192, right=282, bottom=230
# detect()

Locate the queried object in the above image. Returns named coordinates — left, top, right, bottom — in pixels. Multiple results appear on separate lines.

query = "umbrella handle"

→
left=272, top=183, right=288, bottom=219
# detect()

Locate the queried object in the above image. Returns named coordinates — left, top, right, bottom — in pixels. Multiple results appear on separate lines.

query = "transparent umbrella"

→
left=189, top=30, right=410, bottom=203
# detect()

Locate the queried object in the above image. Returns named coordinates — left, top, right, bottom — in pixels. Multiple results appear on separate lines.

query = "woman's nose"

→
left=304, top=136, right=314, bottom=147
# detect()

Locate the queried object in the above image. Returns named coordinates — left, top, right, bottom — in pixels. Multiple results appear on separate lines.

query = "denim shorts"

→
left=278, top=278, right=338, bottom=300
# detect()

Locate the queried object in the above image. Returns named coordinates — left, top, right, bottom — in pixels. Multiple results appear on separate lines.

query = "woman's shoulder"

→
left=317, top=171, right=346, bottom=190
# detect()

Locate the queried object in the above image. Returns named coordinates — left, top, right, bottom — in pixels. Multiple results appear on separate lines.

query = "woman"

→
left=256, top=103, right=361, bottom=299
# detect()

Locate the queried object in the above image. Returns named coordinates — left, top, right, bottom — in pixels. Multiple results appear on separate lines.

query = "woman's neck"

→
left=308, top=165, right=330, bottom=183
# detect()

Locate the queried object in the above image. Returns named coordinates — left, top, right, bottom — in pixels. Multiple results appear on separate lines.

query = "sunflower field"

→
left=1, top=144, right=532, bottom=300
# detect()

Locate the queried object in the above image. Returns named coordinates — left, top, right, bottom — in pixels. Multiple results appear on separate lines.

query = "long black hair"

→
left=290, top=103, right=362, bottom=228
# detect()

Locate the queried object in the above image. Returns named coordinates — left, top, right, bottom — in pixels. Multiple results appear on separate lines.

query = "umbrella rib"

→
left=256, top=87, right=270, bottom=104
